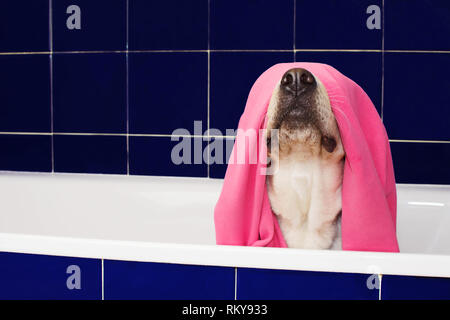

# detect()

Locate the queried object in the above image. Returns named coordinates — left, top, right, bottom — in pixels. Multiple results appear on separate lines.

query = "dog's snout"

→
left=281, top=68, right=316, bottom=94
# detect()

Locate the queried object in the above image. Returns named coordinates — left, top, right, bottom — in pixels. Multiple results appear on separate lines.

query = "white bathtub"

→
left=0, top=171, right=450, bottom=281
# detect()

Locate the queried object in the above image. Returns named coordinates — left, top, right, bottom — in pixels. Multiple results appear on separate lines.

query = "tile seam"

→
left=0, top=132, right=449, bottom=143
left=2, top=49, right=450, bottom=55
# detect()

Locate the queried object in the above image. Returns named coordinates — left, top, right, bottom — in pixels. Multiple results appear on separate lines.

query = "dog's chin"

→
left=277, top=115, right=338, bottom=156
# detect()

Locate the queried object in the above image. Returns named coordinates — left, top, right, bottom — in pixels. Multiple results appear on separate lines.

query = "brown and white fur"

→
left=266, top=68, right=345, bottom=250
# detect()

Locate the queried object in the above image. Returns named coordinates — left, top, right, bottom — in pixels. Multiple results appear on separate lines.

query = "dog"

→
left=266, top=68, right=345, bottom=250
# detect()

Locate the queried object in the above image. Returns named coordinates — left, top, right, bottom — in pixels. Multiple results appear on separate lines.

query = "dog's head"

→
left=266, top=68, right=343, bottom=159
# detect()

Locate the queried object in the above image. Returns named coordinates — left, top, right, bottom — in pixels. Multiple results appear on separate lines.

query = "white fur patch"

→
left=266, top=74, right=344, bottom=250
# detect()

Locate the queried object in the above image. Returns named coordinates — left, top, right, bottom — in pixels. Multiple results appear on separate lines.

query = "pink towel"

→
left=214, top=62, right=399, bottom=252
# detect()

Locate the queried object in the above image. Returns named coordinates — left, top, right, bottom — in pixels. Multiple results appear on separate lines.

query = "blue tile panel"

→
left=295, top=51, right=382, bottom=114
left=0, top=55, right=51, bottom=132
left=53, top=53, right=126, bottom=133
left=210, top=0, right=294, bottom=50
left=0, top=1, right=448, bottom=185
left=237, top=268, right=379, bottom=300
left=129, top=136, right=207, bottom=177
left=390, top=142, right=450, bottom=185
left=383, top=52, right=450, bottom=141
left=0, top=0, right=49, bottom=52
left=129, top=0, right=208, bottom=50
left=210, top=52, right=294, bottom=134
left=0, top=134, right=51, bottom=172
left=0, top=252, right=101, bottom=300
left=52, top=0, right=126, bottom=51
left=54, top=135, right=127, bottom=174
left=296, top=0, right=382, bottom=49
left=208, top=137, right=235, bottom=179
left=104, top=260, right=235, bottom=300
left=385, top=0, right=450, bottom=50
left=382, top=274, right=450, bottom=300
left=129, top=52, right=207, bottom=135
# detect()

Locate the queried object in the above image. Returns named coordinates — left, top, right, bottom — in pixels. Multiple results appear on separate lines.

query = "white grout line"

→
left=126, top=0, right=130, bottom=176
left=1, top=132, right=450, bottom=144
left=53, top=50, right=127, bottom=54
left=101, top=259, right=105, bottom=300
left=0, top=51, right=51, bottom=55
left=389, top=139, right=450, bottom=144
left=384, top=49, right=450, bottom=53
left=48, top=1, right=53, bottom=52
left=207, top=0, right=211, bottom=178
left=0, top=132, right=53, bottom=135
left=0, top=132, right=233, bottom=138
left=49, top=0, right=54, bottom=173
left=128, top=49, right=205, bottom=53
left=234, top=267, right=238, bottom=300
left=378, top=274, right=383, bottom=300
left=2, top=49, right=450, bottom=55
left=297, top=49, right=382, bottom=53
left=293, top=0, right=296, bottom=62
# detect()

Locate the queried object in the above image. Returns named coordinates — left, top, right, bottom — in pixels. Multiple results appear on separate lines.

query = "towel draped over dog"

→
left=214, top=62, right=399, bottom=252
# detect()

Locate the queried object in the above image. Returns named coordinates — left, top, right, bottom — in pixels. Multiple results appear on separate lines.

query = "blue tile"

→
left=210, top=52, right=293, bottom=134
left=208, top=137, right=235, bottom=179
left=54, top=135, right=126, bottom=174
left=129, top=136, right=207, bottom=177
left=382, top=274, right=450, bottom=300
left=52, top=0, right=126, bottom=51
left=0, top=0, right=49, bottom=52
left=104, top=260, right=234, bottom=300
left=385, top=0, right=450, bottom=50
left=0, top=134, right=51, bottom=172
left=53, top=53, right=126, bottom=133
left=129, top=52, right=207, bottom=134
left=210, top=0, right=293, bottom=50
left=390, top=142, right=450, bottom=185
left=383, top=53, right=450, bottom=141
left=129, top=0, right=207, bottom=50
left=0, top=252, right=101, bottom=300
left=295, top=51, right=382, bottom=114
left=237, top=268, right=379, bottom=300
left=0, top=55, right=50, bottom=132
left=296, top=0, right=382, bottom=49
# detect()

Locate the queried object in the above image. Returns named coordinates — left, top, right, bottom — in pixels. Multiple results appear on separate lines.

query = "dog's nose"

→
left=280, top=68, right=316, bottom=94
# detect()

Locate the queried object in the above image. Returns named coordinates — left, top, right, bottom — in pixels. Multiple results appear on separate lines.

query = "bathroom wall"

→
left=0, top=0, right=449, bottom=184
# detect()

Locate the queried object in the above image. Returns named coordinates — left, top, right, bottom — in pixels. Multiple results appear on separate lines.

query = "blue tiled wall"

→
left=0, top=252, right=101, bottom=300
left=236, top=267, right=379, bottom=300
left=1, top=252, right=449, bottom=300
left=0, top=0, right=449, bottom=184
left=104, top=260, right=235, bottom=300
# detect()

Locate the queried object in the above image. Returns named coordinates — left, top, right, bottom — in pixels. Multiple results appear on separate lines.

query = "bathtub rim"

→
left=1, top=170, right=450, bottom=188
left=1, top=232, right=450, bottom=279
left=1, top=171, right=449, bottom=279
